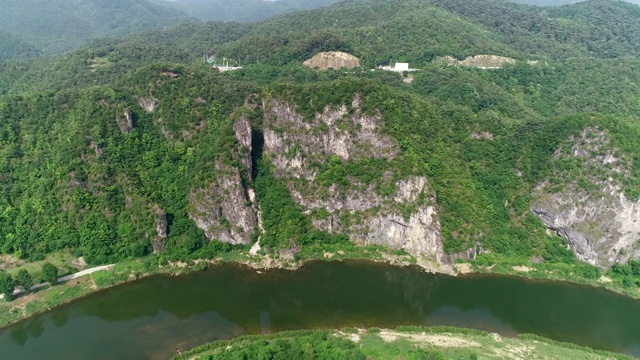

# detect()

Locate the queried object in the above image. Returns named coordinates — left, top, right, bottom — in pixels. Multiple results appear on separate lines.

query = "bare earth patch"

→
left=0, top=255, right=24, bottom=271
left=376, top=330, right=480, bottom=348
left=598, top=275, right=612, bottom=283
left=454, top=263, right=473, bottom=274
left=335, top=330, right=362, bottom=343
left=512, top=266, right=532, bottom=273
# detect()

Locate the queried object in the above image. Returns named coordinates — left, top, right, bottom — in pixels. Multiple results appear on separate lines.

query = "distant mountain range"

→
left=509, top=0, right=640, bottom=5
left=150, top=0, right=342, bottom=22
left=7, top=0, right=640, bottom=63
left=0, top=0, right=191, bottom=57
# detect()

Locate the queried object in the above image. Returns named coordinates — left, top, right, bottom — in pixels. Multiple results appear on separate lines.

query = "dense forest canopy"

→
left=1, top=0, right=640, bottom=290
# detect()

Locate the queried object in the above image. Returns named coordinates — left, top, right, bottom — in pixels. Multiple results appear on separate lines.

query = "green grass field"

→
left=175, top=326, right=633, bottom=360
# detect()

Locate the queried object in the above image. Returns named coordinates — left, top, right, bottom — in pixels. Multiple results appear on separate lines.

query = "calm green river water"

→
left=1, top=260, right=639, bottom=359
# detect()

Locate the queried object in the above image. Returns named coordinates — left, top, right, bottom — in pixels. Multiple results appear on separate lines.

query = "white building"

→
left=379, top=62, right=418, bottom=72
left=213, top=65, right=243, bottom=72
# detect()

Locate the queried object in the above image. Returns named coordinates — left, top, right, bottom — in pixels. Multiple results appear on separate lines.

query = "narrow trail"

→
left=0, top=264, right=114, bottom=299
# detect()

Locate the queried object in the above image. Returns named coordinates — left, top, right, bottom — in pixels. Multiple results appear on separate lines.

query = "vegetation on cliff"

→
left=2, top=0, right=640, bottom=295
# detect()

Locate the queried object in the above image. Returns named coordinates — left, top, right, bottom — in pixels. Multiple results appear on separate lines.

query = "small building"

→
left=379, top=63, right=418, bottom=73
left=213, top=65, right=243, bottom=72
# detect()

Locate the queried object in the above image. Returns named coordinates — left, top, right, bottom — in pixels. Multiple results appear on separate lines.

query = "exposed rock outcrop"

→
left=264, top=96, right=398, bottom=178
left=263, top=96, right=445, bottom=262
left=532, top=127, right=640, bottom=267
left=138, top=96, right=159, bottom=113
left=116, top=109, right=135, bottom=133
left=233, top=115, right=253, bottom=180
left=188, top=116, right=257, bottom=245
left=189, top=162, right=257, bottom=245
left=435, top=55, right=517, bottom=69
left=153, top=205, right=168, bottom=254
left=303, top=51, right=360, bottom=70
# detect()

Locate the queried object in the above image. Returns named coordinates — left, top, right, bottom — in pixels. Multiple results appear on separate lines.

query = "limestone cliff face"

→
left=153, top=205, right=168, bottom=254
left=263, top=96, right=445, bottom=262
left=264, top=96, right=398, bottom=175
left=532, top=127, right=640, bottom=267
left=188, top=116, right=257, bottom=245
left=233, top=115, right=253, bottom=180
left=189, top=162, right=257, bottom=244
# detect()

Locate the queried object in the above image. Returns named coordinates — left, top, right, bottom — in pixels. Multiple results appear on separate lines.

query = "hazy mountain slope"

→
left=0, top=31, right=42, bottom=61
left=428, top=0, right=640, bottom=59
left=509, top=0, right=640, bottom=5
left=0, top=22, right=252, bottom=95
left=7, top=0, right=640, bottom=95
left=153, top=0, right=341, bottom=22
left=216, top=0, right=519, bottom=68
left=0, top=0, right=192, bottom=57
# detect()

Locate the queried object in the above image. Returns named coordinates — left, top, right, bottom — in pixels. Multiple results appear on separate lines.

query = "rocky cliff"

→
left=188, top=115, right=258, bottom=245
left=532, top=127, right=640, bottom=267
left=185, top=94, right=446, bottom=264
left=262, top=96, right=446, bottom=262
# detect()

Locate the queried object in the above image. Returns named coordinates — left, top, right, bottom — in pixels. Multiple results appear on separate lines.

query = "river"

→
left=1, top=260, right=639, bottom=359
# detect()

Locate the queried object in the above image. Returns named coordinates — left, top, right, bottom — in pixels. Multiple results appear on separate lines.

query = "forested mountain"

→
left=0, top=31, right=42, bottom=61
left=509, top=0, right=640, bottom=5
left=0, top=0, right=191, bottom=59
left=152, top=0, right=342, bottom=22
left=7, top=0, right=640, bottom=95
left=1, top=0, right=640, bottom=288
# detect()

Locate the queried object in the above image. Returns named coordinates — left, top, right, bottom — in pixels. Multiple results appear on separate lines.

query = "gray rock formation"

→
left=532, top=127, right=640, bottom=267
left=233, top=115, right=253, bottom=180
left=263, top=96, right=445, bottom=261
left=153, top=206, right=168, bottom=254
left=264, top=96, right=398, bottom=178
left=116, top=109, right=134, bottom=133
left=188, top=116, right=257, bottom=245
left=189, top=162, right=257, bottom=245
left=138, top=96, right=159, bottom=113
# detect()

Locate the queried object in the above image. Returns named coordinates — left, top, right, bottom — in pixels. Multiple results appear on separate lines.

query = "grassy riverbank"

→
left=0, top=244, right=406, bottom=329
left=454, top=253, right=640, bottom=300
left=172, top=326, right=633, bottom=360
left=1, top=244, right=639, bottom=330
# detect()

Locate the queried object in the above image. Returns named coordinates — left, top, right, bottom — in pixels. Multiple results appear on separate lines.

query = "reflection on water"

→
left=259, top=311, right=271, bottom=333
left=426, top=306, right=516, bottom=336
left=1, top=261, right=639, bottom=359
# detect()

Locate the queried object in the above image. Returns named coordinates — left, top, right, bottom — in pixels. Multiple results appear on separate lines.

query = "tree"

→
left=0, top=271, right=15, bottom=300
left=41, top=263, right=59, bottom=285
left=15, top=269, right=33, bottom=291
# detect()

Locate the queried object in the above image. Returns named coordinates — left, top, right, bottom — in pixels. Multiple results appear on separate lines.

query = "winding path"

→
left=0, top=264, right=114, bottom=299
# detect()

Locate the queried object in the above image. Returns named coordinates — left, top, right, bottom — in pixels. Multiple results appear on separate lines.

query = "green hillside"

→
left=152, top=0, right=341, bottom=22
left=1, top=0, right=640, bottom=293
left=0, top=0, right=192, bottom=58
left=174, top=327, right=633, bottom=360
left=0, top=31, right=42, bottom=61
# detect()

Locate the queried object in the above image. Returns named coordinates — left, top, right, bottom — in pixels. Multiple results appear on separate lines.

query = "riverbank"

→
left=173, top=326, right=633, bottom=360
left=0, top=244, right=412, bottom=329
left=453, top=254, right=640, bottom=300
left=1, top=243, right=639, bottom=330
